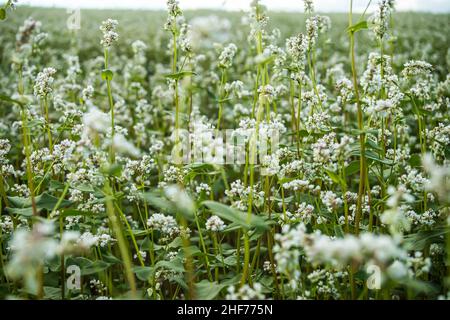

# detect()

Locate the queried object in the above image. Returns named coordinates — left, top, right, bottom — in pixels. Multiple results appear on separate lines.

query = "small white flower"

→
left=205, top=215, right=226, bottom=232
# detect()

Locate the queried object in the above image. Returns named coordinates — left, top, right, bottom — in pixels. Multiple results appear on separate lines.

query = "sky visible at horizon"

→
left=13, top=0, right=450, bottom=13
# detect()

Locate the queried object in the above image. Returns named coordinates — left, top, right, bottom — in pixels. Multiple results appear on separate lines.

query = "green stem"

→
left=104, top=181, right=137, bottom=298
left=349, top=0, right=366, bottom=235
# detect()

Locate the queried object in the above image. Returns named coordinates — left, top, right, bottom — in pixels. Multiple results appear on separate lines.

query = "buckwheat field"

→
left=0, top=0, right=449, bottom=300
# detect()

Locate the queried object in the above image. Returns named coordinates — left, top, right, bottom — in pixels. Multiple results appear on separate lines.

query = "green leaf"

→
left=334, top=225, right=344, bottom=238
left=101, top=69, right=114, bottom=81
left=364, top=150, right=394, bottom=165
left=81, top=260, right=112, bottom=275
left=44, top=287, right=62, bottom=300
left=165, top=71, right=196, bottom=80
left=366, top=138, right=382, bottom=152
left=325, top=169, right=343, bottom=185
left=202, top=201, right=269, bottom=231
left=100, top=163, right=122, bottom=177
left=350, top=149, right=393, bottom=166
left=223, top=255, right=237, bottom=266
left=0, top=9, right=6, bottom=21
left=408, top=154, right=422, bottom=167
left=0, top=93, right=24, bottom=106
left=194, top=280, right=226, bottom=300
left=403, top=227, right=449, bottom=251
left=183, top=245, right=202, bottom=258
left=6, top=192, right=73, bottom=216
left=155, top=258, right=185, bottom=273
left=347, top=20, right=368, bottom=34
left=141, top=192, right=176, bottom=214
left=65, top=257, right=112, bottom=276
left=101, top=253, right=122, bottom=265
left=345, top=161, right=360, bottom=176
left=74, top=184, right=95, bottom=192
left=133, top=266, right=154, bottom=281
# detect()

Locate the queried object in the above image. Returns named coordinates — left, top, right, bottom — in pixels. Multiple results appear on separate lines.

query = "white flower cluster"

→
left=426, top=123, right=450, bottom=160
left=100, top=18, right=119, bottom=48
left=33, top=67, right=56, bottom=98
left=122, top=155, right=157, bottom=185
left=261, top=154, right=280, bottom=176
left=16, top=16, right=42, bottom=48
left=399, top=166, right=429, bottom=193
left=246, top=0, right=269, bottom=39
left=90, top=279, right=107, bottom=294
left=321, top=191, right=343, bottom=212
left=402, top=60, right=433, bottom=78
left=131, top=39, right=147, bottom=55
left=275, top=223, right=407, bottom=271
left=195, top=182, right=211, bottom=196
left=0, top=216, right=14, bottom=234
left=78, top=231, right=116, bottom=248
left=422, top=154, right=450, bottom=203
left=225, top=179, right=264, bottom=211
left=205, top=215, right=226, bottom=232
left=218, top=43, right=237, bottom=69
left=147, top=213, right=180, bottom=237
left=77, top=193, right=105, bottom=214
left=303, top=0, right=314, bottom=14
left=0, top=139, right=11, bottom=164
left=159, top=165, right=184, bottom=187
left=286, top=33, right=308, bottom=67
left=369, top=0, right=394, bottom=39
left=225, top=283, right=265, bottom=300
left=282, top=179, right=310, bottom=191
left=308, top=269, right=347, bottom=299
left=405, top=209, right=438, bottom=227
left=305, top=15, right=331, bottom=49
left=164, top=0, right=182, bottom=32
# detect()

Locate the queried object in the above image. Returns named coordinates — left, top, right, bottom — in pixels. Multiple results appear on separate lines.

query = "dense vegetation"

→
left=0, top=0, right=449, bottom=300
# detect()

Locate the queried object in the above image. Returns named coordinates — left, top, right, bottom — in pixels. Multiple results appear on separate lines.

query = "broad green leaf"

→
left=81, top=260, right=112, bottom=275
left=65, top=257, right=112, bottom=276
left=183, top=245, right=202, bottom=258
left=0, top=9, right=6, bottom=20
left=7, top=192, right=73, bottom=216
left=101, top=253, right=122, bottom=265
left=403, top=227, right=449, bottom=251
left=155, top=258, right=185, bottom=273
left=408, top=154, right=422, bottom=167
left=141, top=192, right=176, bottom=214
left=0, top=93, right=23, bottom=106
left=366, top=138, right=382, bottom=152
left=202, top=201, right=269, bottom=231
left=334, top=225, right=344, bottom=238
left=133, top=266, right=154, bottom=281
left=165, top=70, right=196, bottom=80
left=345, top=160, right=360, bottom=176
left=223, top=255, right=237, bottom=266
left=194, top=280, right=226, bottom=300
left=364, top=150, right=394, bottom=165
left=325, top=169, right=343, bottom=185
left=100, top=163, right=122, bottom=177
left=101, top=69, right=114, bottom=81
left=44, top=287, right=62, bottom=300
left=347, top=20, right=368, bottom=33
